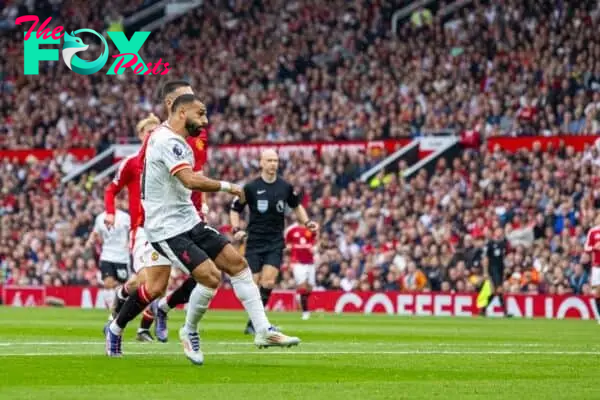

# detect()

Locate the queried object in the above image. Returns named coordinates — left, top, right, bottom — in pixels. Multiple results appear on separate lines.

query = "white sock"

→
left=158, top=296, right=171, bottom=313
left=104, top=289, right=116, bottom=310
left=109, top=320, right=122, bottom=336
left=184, top=284, right=216, bottom=332
left=230, top=268, right=270, bottom=333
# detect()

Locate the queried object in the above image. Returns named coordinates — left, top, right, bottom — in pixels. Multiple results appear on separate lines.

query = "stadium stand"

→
left=2, top=0, right=600, bottom=297
left=5, top=0, right=600, bottom=150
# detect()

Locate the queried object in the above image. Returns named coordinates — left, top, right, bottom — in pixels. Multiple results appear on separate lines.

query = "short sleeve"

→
left=160, top=137, right=193, bottom=175
left=286, top=184, right=300, bottom=208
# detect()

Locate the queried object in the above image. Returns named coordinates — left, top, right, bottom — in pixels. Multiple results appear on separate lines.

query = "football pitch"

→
left=0, top=308, right=597, bottom=400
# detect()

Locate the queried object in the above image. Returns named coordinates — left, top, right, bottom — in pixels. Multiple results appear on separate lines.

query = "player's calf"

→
left=157, top=276, right=197, bottom=314
left=242, top=265, right=278, bottom=332
left=136, top=307, right=155, bottom=342
left=593, top=287, right=600, bottom=323
left=106, top=267, right=170, bottom=356
left=297, top=283, right=312, bottom=320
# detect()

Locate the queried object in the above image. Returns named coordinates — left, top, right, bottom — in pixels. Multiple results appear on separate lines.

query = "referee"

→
left=480, top=227, right=509, bottom=316
left=231, top=149, right=319, bottom=335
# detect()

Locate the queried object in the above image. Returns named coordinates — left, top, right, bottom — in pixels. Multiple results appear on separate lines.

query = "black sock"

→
left=166, top=277, right=197, bottom=309
left=259, top=286, right=273, bottom=307
left=112, top=286, right=128, bottom=319
left=300, top=293, right=309, bottom=312
left=595, top=298, right=600, bottom=320
left=139, top=308, right=154, bottom=331
left=115, top=285, right=152, bottom=330
left=485, top=294, right=494, bottom=309
left=498, top=294, right=506, bottom=313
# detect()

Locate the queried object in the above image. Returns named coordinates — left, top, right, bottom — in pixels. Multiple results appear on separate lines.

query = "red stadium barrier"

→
left=487, top=135, right=600, bottom=153
left=0, top=149, right=95, bottom=163
left=1, top=286, right=598, bottom=320
left=2, top=286, right=46, bottom=306
left=209, top=139, right=411, bottom=159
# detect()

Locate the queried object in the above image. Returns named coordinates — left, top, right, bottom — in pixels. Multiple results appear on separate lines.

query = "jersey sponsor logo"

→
left=172, top=143, right=185, bottom=160
left=257, top=190, right=266, bottom=195
left=276, top=200, right=285, bottom=213
left=257, top=199, right=269, bottom=213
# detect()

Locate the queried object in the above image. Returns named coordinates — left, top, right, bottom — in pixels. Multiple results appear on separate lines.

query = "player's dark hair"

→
left=171, top=94, right=199, bottom=113
left=158, top=80, right=191, bottom=102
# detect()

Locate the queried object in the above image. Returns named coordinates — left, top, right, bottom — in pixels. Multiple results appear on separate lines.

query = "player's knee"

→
left=206, top=268, right=221, bottom=289
left=192, top=262, right=222, bottom=289
left=145, top=280, right=167, bottom=300
left=223, top=254, right=249, bottom=276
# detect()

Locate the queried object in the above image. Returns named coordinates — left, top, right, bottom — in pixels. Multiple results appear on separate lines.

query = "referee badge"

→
left=257, top=199, right=268, bottom=213
left=276, top=200, right=285, bottom=213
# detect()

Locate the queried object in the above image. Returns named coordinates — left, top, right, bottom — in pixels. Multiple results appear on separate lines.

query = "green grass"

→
left=0, top=308, right=598, bottom=399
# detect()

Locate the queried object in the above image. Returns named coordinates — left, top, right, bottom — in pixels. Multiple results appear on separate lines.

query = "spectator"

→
left=570, top=264, right=589, bottom=295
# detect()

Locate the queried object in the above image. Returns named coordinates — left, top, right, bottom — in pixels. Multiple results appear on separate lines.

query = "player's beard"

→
left=185, top=118, right=203, bottom=137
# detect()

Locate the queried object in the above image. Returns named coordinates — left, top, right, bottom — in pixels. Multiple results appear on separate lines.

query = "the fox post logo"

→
left=17, top=15, right=171, bottom=76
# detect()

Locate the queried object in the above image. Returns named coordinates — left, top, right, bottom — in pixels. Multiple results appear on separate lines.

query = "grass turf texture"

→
left=0, top=308, right=597, bottom=400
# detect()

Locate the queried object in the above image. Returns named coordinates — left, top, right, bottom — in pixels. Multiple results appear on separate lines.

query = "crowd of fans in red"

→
left=2, top=139, right=600, bottom=296
left=2, top=0, right=600, bottom=295
left=4, top=0, right=600, bottom=150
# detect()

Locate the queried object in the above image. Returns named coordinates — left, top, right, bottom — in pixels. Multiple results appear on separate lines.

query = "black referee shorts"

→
left=245, top=248, right=284, bottom=275
left=151, top=222, right=230, bottom=274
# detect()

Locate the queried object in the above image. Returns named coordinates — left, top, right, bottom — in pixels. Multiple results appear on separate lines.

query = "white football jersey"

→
left=93, top=210, right=130, bottom=264
left=141, top=124, right=201, bottom=242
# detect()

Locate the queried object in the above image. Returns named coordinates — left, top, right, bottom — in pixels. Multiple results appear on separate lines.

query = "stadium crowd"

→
left=2, top=139, right=600, bottom=296
left=4, top=0, right=600, bottom=151
left=3, top=0, right=600, bottom=295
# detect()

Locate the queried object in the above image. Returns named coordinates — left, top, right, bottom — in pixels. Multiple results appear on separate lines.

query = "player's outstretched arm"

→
left=174, top=168, right=242, bottom=196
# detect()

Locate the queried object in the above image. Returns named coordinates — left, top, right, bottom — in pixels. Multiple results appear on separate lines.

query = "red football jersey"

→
left=585, top=225, right=600, bottom=266
left=285, top=224, right=316, bottom=264
left=186, top=130, right=208, bottom=213
left=105, top=153, right=143, bottom=233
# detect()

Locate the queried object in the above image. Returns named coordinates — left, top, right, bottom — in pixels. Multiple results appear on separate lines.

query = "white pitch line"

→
left=0, top=350, right=598, bottom=357
left=0, top=341, right=575, bottom=348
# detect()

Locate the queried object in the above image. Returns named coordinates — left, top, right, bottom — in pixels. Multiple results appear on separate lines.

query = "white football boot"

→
left=179, top=327, right=204, bottom=365
left=254, top=326, right=301, bottom=349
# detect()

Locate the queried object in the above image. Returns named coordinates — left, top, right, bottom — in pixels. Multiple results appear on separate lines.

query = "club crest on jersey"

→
left=276, top=200, right=285, bottom=213
left=172, top=143, right=184, bottom=160
left=151, top=251, right=159, bottom=261
left=257, top=199, right=268, bottom=213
